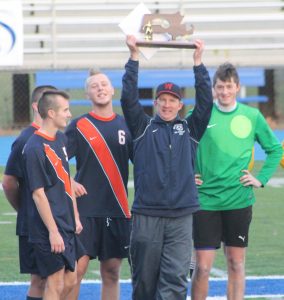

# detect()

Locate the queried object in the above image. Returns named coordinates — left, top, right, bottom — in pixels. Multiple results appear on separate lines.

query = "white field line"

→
left=267, top=177, right=284, bottom=188
left=90, top=270, right=101, bottom=277
left=1, top=276, right=284, bottom=285
left=211, top=267, right=227, bottom=277
left=2, top=278, right=284, bottom=299
left=127, top=180, right=134, bottom=188
left=2, top=212, right=17, bottom=216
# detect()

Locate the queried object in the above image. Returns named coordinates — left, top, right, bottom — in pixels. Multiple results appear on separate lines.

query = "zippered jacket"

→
left=121, top=59, right=213, bottom=217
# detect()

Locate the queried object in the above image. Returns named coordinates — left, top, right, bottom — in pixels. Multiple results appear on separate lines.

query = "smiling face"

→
left=51, top=96, right=72, bottom=130
left=213, top=62, right=241, bottom=109
left=154, top=93, right=183, bottom=121
left=213, top=77, right=240, bottom=108
left=85, top=73, right=114, bottom=107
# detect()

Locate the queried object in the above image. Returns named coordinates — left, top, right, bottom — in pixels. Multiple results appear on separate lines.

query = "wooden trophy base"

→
left=136, top=40, right=196, bottom=49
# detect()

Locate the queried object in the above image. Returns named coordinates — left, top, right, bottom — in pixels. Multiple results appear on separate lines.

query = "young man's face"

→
left=154, top=93, right=183, bottom=122
left=52, top=96, right=72, bottom=130
left=213, top=77, right=240, bottom=108
left=86, top=73, right=114, bottom=107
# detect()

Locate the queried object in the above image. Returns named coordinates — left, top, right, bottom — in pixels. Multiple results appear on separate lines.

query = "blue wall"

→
left=0, top=131, right=283, bottom=167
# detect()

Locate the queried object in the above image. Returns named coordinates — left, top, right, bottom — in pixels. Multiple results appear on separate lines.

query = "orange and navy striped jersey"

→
left=23, top=131, right=75, bottom=243
left=66, top=112, right=132, bottom=218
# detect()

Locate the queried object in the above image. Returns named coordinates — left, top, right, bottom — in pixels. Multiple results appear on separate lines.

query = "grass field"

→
left=0, top=163, right=283, bottom=284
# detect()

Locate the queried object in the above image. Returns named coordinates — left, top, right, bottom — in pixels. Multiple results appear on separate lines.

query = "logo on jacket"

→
left=173, top=124, right=185, bottom=135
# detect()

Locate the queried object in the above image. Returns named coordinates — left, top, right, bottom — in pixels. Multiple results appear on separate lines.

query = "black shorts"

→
left=193, top=206, right=252, bottom=249
left=19, top=236, right=40, bottom=275
left=33, top=234, right=77, bottom=278
left=78, top=216, right=131, bottom=261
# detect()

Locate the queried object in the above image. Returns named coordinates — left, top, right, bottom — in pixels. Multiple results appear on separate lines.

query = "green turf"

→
left=0, top=162, right=283, bottom=283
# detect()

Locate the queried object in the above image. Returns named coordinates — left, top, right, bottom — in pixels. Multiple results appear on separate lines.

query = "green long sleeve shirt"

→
left=191, top=103, right=282, bottom=210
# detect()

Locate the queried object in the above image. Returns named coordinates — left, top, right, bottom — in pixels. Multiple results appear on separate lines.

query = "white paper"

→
left=119, top=2, right=163, bottom=60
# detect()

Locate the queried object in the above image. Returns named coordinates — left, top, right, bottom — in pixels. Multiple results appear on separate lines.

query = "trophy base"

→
left=136, top=40, right=196, bottom=49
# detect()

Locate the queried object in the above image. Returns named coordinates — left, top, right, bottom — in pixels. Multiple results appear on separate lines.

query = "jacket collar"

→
left=154, top=114, right=183, bottom=124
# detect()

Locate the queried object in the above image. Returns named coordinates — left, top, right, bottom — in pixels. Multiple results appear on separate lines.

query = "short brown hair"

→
left=31, top=85, right=57, bottom=103
left=213, top=62, right=240, bottom=87
left=38, top=90, right=70, bottom=119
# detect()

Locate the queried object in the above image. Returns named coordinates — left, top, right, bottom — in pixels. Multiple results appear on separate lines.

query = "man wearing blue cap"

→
left=121, top=35, right=213, bottom=300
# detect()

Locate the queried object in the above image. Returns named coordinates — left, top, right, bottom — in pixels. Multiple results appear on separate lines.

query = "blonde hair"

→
left=85, top=67, right=102, bottom=91
left=84, top=68, right=113, bottom=92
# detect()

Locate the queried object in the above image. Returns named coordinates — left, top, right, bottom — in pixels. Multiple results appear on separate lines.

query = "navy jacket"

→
left=121, top=59, right=213, bottom=217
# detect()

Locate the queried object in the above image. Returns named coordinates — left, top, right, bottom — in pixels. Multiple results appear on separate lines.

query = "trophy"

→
left=119, top=3, right=196, bottom=59
left=136, top=12, right=196, bottom=49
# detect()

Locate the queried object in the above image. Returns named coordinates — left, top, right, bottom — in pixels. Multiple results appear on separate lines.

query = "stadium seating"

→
left=21, top=0, right=284, bottom=70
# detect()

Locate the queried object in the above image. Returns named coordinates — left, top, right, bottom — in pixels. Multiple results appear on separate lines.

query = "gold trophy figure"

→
left=142, top=21, right=153, bottom=41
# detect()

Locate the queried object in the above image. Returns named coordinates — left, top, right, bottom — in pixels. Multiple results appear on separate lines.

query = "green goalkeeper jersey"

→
left=193, top=102, right=282, bottom=211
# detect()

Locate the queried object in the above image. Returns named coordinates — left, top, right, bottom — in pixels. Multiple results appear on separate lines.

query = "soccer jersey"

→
left=24, top=131, right=75, bottom=243
left=195, top=103, right=282, bottom=211
left=65, top=112, right=132, bottom=218
left=4, top=123, right=39, bottom=236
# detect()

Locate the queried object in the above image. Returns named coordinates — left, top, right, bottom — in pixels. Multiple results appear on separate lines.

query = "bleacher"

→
left=19, top=0, right=284, bottom=70
left=36, top=67, right=268, bottom=106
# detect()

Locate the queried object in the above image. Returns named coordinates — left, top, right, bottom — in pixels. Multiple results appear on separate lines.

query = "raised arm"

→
left=187, top=40, right=213, bottom=141
left=127, top=34, right=139, bottom=61
left=120, top=35, right=149, bottom=139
